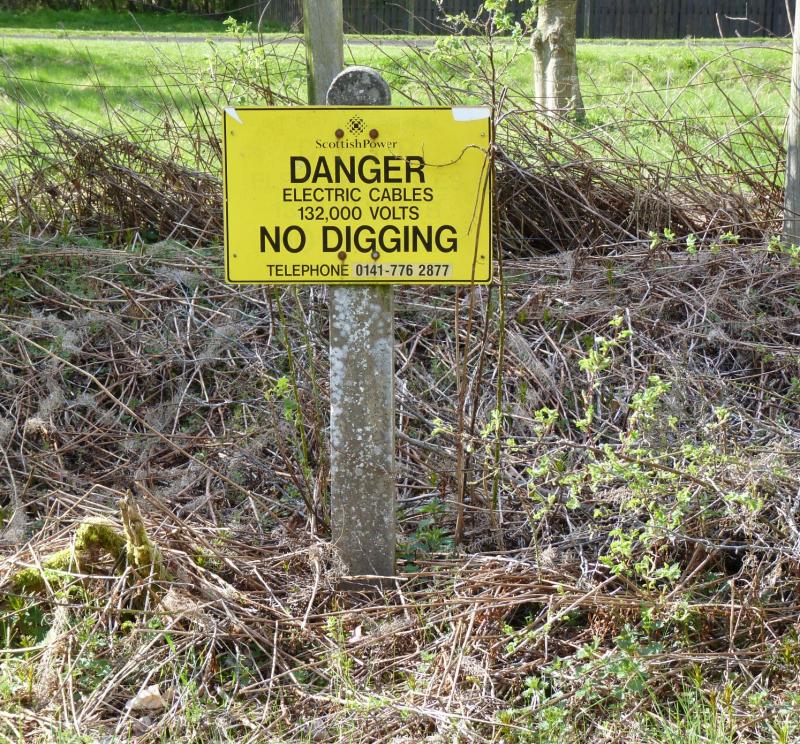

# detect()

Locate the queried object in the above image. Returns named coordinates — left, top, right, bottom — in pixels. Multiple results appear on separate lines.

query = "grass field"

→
left=0, top=34, right=790, bottom=135
left=0, top=37, right=221, bottom=126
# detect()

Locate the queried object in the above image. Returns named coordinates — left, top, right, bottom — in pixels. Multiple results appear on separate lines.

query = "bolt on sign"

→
left=222, top=107, right=492, bottom=285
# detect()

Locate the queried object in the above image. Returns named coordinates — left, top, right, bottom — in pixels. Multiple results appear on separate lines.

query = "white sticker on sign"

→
left=452, top=107, right=491, bottom=121
left=224, top=107, right=243, bottom=124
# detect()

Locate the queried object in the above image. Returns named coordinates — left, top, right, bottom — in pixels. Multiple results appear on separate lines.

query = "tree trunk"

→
left=531, top=0, right=584, bottom=119
left=784, top=0, right=800, bottom=245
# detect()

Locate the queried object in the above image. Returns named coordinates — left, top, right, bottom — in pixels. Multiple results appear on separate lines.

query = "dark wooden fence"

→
left=252, top=0, right=488, bottom=34
left=577, top=0, right=792, bottom=38
left=252, top=0, right=794, bottom=37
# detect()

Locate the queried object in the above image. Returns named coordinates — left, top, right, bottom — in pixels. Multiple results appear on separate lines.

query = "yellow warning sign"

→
left=223, top=107, right=492, bottom=285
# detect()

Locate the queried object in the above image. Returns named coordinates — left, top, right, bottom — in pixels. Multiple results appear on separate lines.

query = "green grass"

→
left=0, top=37, right=216, bottom=127
left=574, top=41, right=789, bottom=163
left=0, top=8, right=243, bottom=35
left=357, top=38, right=790, bottom=162
left=0, top=34, right=791, bottom=170
left=3, top=36, right=787, bottom=114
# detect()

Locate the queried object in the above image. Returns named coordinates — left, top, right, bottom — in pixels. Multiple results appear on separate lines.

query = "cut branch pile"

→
left=0, top=232, right=796, bottom=740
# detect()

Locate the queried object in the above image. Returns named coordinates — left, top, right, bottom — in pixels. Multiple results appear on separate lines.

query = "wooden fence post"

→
left=302, top=0, right=344, bottom=106
left=785, top=0, right=800, bottom=245
left=583, top=0, right=592, bottom=38
left=325, top=68, right=396, bottom=586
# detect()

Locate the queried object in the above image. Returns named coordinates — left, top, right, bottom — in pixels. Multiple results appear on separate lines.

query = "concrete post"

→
left=326, top=68, right=396, bottom=585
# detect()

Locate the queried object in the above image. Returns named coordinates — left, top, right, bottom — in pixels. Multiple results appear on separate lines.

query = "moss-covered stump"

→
left=11, top=518, right=126, bottom=594
left=7, top=491, right=163, bottom=595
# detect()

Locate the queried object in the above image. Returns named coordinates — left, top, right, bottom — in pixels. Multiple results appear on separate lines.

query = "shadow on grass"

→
left=0, top=8, right=235, bottom=34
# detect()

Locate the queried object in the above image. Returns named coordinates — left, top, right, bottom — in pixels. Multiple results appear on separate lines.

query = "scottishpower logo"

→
left=315, top=119, right=398, bottom=150
left=347, top=115, right=366, bottom=135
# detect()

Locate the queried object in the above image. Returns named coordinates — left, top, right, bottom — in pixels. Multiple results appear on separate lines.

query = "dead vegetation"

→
left=0, top=30, right=799, bottom=744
